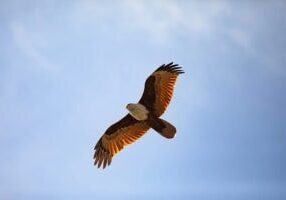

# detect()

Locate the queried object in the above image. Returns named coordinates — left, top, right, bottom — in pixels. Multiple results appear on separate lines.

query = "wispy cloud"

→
left=71, top=0, right=286, bottom=74
left=11, top=21, right=58, bottom=72
left=71, top=1, right=229, bottom=41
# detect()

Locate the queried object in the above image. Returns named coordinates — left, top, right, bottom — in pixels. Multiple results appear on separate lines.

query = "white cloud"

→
left=11, top=21, right=58, bottom=71
left=9, top=1, right=286, bottom=74
left=70, top=1, right=235, bottom=43
left=227, top=28, right=254, bottom=54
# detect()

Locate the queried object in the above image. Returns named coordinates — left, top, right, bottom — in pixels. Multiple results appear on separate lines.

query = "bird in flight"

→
left=93, top=62, right=184, bottom=168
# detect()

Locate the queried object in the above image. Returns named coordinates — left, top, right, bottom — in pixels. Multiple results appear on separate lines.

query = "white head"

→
left=126, top=103, right=149, bottom=121
left=126, top=103, right=136, bottom=112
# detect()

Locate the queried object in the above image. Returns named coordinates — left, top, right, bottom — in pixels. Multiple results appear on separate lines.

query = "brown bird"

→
left=93, top=62, right=184, bottom=168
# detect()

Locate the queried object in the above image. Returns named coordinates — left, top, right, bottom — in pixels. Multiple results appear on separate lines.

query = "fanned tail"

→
left=148, top=117, right=176, bottom=139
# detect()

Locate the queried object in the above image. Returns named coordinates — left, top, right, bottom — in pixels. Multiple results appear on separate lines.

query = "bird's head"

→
left=126, top=103, right=135, bottom=111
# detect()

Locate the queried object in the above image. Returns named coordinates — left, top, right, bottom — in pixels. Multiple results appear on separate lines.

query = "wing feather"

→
left=94, top=114, right=150, bottom=169
left=139, top=62, right=184, bottom=116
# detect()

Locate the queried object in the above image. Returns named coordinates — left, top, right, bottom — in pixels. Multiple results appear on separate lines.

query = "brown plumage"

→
left=94, top=62, right=184, bottom=168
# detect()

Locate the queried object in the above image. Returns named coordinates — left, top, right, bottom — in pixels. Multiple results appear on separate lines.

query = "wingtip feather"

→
left=155, top=62, right=184, bottom=74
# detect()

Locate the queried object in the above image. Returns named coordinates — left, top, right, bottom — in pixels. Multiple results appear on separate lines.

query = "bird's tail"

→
left=148, top=117, right=176, bottom=139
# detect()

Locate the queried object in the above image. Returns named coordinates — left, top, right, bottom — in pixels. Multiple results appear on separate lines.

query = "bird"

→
left=93, top=62, right=184, bottom=168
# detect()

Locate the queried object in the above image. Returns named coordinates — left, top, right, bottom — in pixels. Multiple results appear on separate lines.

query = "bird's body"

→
left=93, top=62, right=184, bottom=168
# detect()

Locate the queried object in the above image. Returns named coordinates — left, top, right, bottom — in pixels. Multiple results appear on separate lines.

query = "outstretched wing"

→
left=139, top=62, right=184, bottom=117
left=94, top=114, right=150, bottom=169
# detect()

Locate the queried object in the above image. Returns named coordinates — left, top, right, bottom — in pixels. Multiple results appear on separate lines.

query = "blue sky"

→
left=1, top=1, right=286, bottom=199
